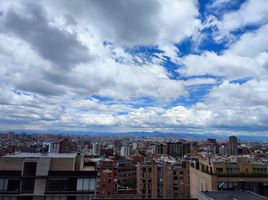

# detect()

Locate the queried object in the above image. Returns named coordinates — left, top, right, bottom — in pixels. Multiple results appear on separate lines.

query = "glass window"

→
left=46, top=197, right=67, bottom=200
left=77, top=178, right=96, bottom=191
left=0, top=179, right=8, bottom=191
left=0, top=197, right=17, bottom=200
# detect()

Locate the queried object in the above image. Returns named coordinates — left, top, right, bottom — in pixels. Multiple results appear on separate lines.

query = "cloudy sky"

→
left=0, top=0, right=268, bottom=136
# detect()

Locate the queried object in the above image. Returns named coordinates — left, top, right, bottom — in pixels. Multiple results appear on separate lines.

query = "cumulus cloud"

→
left=0, top=0, right=268, bottom=136
left=183, top=78, right=217, bottom=86
left=0, top=3, right=186, bottom=101
left=220, top=0, right=268, bottom=31
left=205, top=80, right=268, bottom=128
left=2, top=2, right=90, bottom=69
left=45, top=0, right=201, bottom=47
left=227, top=24, right=268, bottom=57
left=179, top=51, right=266, bottom=79
left=205, top=0, right=268, bottom=42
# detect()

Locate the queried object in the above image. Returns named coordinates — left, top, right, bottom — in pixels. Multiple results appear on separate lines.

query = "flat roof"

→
left=202, top=191, right=268, bottom=200
left=4, top=152, right=77, bottom=158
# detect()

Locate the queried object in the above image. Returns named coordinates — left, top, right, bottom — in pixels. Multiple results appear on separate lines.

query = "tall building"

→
left=113, top=140, right=122, bottom=156
left=49, top=142, right=60, bottom=153
left=166, top=142, right=191, bottom=157
left=228, top=136, right=238, bottom=155
left=0, top=152, right=97, bottom=199
left=59, top=138, right=77, bottom=153
left=120, top=146, right=131, bottom=157
left=92, top=142, right=100, bottom=155
left=136, top=160, right=190, bottom=199
left=156, top=143, right=167, bottom=155
left=97, top=159, right=136, bottom=199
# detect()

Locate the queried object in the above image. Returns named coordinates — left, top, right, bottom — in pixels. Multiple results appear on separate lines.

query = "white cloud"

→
left=44, top=0, right=201, bottom=47
left=205, top=0, right=268, bottom=42
left=0, top=0, right=268, bottom=136
left=205, top=80, right=268, bottom=127
left=220, top=0, right=268, bottom=31
left=227, top=24, right=268, bottom=57
left=183, top=78, right=217, bottom=86
left=179, top=51, right=266, bottom=79
left=208, top=0, right=234, bottom=9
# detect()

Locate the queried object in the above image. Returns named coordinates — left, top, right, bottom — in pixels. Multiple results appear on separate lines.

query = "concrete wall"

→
left=190, top=166, right=217, bottom=198
left=50, top=158, right=75, bottom=171
left=0, top=157, right=23, bottom=170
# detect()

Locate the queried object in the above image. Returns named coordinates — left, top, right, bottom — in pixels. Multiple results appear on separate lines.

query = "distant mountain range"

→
left=1, top=130, right=268, bottom=142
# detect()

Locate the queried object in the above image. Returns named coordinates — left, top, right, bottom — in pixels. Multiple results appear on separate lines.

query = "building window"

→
left=7, top=179, right=20, bottom=192
left=46, top=178, right=69, bottom=192
left=0, top=178, right=20, bottom=192
left=76, top=196, right=94, bottom=200
left=0, top=178, right=8, bottom=191
left=216, top=168, right=223, bottom=173
left=77, top=178, right=96, bottom=191
left=23, top=162, right=37, bottom=176
left=21, top=178, right=35, bottom=193
left=46, top=197, right=67, bottom=200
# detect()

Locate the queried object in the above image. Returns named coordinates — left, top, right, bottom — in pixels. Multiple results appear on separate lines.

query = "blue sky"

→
left=0, top=0, right=268, bottom=136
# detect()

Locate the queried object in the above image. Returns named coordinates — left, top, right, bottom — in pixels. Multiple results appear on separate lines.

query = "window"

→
left=7, top=179, right=20, bottom=192
left=0, top=197, right=17, bottom=200
left=46, top=197, right=67, bottom=200
left=76, top=196, right=93, bottom=200
left=23, top=162, right=37, bottom=176
left=76, top=178, right=96, bottom=191
left=46, top=178, right=69, bottom=192
left=216, top=168, right=223, bottom=173
left=21, top=178, right=35, bottom=193
left=0, top=178, right=8, bottom=191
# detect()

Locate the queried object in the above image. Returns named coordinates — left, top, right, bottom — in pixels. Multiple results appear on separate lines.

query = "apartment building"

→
left=136, top=160, right=189, bottom=199
left=96, top=159, right=136, bottom=199
left=0, top=152, right=97, bottom=200
left=156, top=141, right=191, bottom=157
left=190, top=155, right=268, bottom=198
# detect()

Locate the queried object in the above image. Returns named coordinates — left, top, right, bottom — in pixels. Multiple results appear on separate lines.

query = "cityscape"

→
left=1, top=132, right=268, bottom=199
left=1, top=0, right=268, bottom=199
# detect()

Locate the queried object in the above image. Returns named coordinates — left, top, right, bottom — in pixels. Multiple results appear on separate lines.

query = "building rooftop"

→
left=201, top=191, right=268, bottom=200
left=4, top=152, right=77, bottom=158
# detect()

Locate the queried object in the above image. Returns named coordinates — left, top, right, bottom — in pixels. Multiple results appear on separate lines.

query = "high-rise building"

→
left=156, top=143, right=167, bottom=155
left=113, top=140, right=122, bottom=156
left=59, top=138, right=77, bottom=153
left=166, top=142, right=191, bottom=157
left=120, top=146, right=131, bottom=157
left=49, top=142, right=60, bottom=153
left=97, top=159, right=136, bottom=199
left=228, top=136, right=238, bottom=155
left=0, top=152, right=97, bottom=199
left=136, top=160, right=190, bottom=199
left=92, top=142, right=100, bottom=155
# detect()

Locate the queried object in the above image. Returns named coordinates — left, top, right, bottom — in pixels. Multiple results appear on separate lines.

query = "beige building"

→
left=0, top=152, right=97, bottom=200
left=190, top=155, right=268, bottom=198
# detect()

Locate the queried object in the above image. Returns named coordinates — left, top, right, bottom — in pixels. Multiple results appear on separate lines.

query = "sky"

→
left=0, top=0, right=268, bottom=136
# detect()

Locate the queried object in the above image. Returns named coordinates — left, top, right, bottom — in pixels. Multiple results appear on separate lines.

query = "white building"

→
left=120, top=146, right=130, bottom=157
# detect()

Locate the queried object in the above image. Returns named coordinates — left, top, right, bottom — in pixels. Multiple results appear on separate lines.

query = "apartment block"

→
left=0, top=152, right=97, bottom=200
left=190, top=155, right=268, bottom=198
left=136, top=160, right=189, bottom=199
left=96, top=159, right=136, bottom=199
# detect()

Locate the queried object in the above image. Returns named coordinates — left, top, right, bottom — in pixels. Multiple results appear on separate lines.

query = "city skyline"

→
left=0, top=0, right=268, bottom=136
